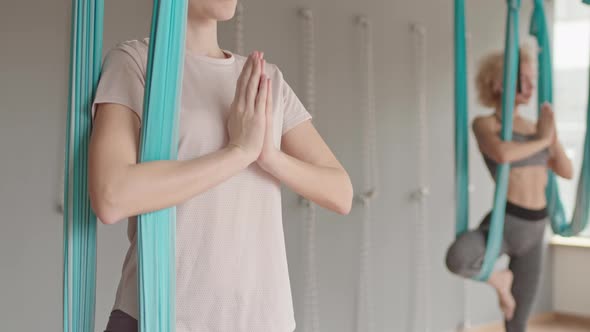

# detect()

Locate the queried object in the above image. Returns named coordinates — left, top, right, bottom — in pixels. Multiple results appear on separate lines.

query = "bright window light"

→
left=554, top=22, right=590, bottom=70
left=553, top=1, right=590, bottom=236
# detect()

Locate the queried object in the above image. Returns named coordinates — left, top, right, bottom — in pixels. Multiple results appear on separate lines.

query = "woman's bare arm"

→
left=472, top=116, right=552, bottom=164
left=548, top=135, right=574, bottom=179
left=542, top=103, right=574, bottom=179
left=259, top=121, right=353, bottom=215
left=88, top=105, right=251, bottom=224
left=89, top=52, right=267, bottom=224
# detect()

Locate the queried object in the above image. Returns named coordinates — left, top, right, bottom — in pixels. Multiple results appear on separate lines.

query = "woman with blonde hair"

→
left=445, top=47, right=573, bottom=332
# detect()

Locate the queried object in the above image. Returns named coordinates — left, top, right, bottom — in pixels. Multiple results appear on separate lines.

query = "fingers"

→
left=266, top=78, right=273, bottom=118
left=255, top=75, right=269, bottom=114
left=539, top=105, right=554, bottom=126
left=246, top=53, right=263, bottom=111
left=257, top=58, right=266, bottom=97
left=541, top=102, right=554, bottom=116
left=236, top=52, right=256, bottom=110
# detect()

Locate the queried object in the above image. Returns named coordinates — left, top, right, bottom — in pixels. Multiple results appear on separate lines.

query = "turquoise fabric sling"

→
left=530, top=0, right=590, bottom=237
left=454, top=0, right=590, bottom=282
left=63, top=1, right=187, bottom=331
left=137, top=1, right=188, bottom=331
left=454, top=0, right=522, bottom=281
left=63, top=1, right=103, bottom=330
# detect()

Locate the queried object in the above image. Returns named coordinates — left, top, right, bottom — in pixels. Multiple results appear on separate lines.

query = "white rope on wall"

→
left=356, top=15, right=378, bottom=332
left=358, top=17, right=379, bottom=197
left=235, top=1, right=245, bottom=55
left=299, top=8, right=321, bottom=332
left=409, top=23, right=431, bottom=332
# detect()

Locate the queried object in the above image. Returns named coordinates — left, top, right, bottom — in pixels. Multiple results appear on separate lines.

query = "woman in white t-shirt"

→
left=88, top=1, right=353, bottom=332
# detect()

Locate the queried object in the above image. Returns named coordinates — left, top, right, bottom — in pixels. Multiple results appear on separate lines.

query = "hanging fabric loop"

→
left=136, top=1, right=188, bottom=331
left=63, top=1, right=103, bottom=330
left=530, top=0, right=590, bottom=237
left=454, top=0, right=521, bottom=281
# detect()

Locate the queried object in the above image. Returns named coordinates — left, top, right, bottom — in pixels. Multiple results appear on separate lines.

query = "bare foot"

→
left=488, top=270, right=516, bottom=321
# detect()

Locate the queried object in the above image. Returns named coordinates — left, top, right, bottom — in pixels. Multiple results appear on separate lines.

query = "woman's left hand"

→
left=257, top=78, right=279, bottom=171
left=542, top=103, right=560, bottom=147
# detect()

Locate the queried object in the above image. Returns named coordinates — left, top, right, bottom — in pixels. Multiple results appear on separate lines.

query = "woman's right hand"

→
left=537, top=103, right=555, bottom=143
left=227, top=51, right=269, bottom=163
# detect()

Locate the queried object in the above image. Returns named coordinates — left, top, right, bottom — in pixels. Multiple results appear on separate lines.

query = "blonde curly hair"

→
left=476, top=46, right=534, bottom=108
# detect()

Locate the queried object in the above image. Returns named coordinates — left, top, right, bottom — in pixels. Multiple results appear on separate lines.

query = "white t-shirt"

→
left=92, top=38, right=312, bottom=332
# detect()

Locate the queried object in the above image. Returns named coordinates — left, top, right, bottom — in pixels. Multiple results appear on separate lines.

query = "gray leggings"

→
left=445, top=204, right=547, bottom=332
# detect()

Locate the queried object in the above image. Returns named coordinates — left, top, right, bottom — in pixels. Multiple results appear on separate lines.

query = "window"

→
left=553, top=1, right=590, bottom=235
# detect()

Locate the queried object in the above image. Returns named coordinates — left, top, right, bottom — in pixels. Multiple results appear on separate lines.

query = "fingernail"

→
left=261, top=52, right=265, bottom=59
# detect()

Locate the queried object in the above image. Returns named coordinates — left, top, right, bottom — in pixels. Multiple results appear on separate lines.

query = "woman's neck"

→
left=185, top=14, right=225, bottom=59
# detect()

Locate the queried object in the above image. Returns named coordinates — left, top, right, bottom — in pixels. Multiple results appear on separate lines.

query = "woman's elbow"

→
left=334, top=177, right=354, bottom=215
left=564, top=160, right=575, bottom=180
left=335, top=198, right=352, bottom=215
left=490, top=148, right=509, bottom=164
left=551, top=159, right=574, bottom=180
left=89, top=186, right=123, bottom=225
left=560, top=167, right=574, bottom=180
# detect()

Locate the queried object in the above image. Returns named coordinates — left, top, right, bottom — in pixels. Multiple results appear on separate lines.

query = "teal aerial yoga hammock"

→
left=530, top=0, right=590, bottom=236
left=63, top=1, right=187, bottom=331
left=454, top=0, right=522, bottom=281
left=455, top=0, right=590, bottom=282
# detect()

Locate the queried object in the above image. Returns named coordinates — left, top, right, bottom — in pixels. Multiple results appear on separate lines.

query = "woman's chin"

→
left=214, top=2, right=238, bottom=21
left=217, top=13, right=236, bottom=22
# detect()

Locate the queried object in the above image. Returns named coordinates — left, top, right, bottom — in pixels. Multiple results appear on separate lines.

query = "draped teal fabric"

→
left=454, top=0, right=522, bottom=281
left=137, top=1, right=187, bottom=331
left=64, top=1, right=187, bottom=331
left=454, top=0, right=469, bottom=239
left=530, top=0, right=590, bottom=237
left=63, top=1, right=103, bottom=331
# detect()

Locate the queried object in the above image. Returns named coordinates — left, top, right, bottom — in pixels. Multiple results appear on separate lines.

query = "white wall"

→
left=0, top=1, right=152, bottom=331
left=552, top=243, right=590, bottom=316
left=0, top=0, right=556, bottom=331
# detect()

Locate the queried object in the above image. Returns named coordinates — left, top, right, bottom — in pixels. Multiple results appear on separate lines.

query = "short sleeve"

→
left=92, top=42, right=147, bottom=123
left=280, top=74, right=312, bottom=135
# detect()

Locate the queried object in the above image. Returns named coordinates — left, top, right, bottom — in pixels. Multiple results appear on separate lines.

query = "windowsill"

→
left=550, top=235, right=590, bottom=248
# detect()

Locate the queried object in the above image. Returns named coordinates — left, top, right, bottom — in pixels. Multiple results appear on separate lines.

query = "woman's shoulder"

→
left=472, top=114, right=497, bottom=128
left=115, top=38, right=150, bottom=53
left=104, top=38, right=150, bottom=73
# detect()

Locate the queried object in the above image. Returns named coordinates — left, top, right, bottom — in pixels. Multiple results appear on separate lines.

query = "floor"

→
left=465, top=313, right=590, bottom=332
